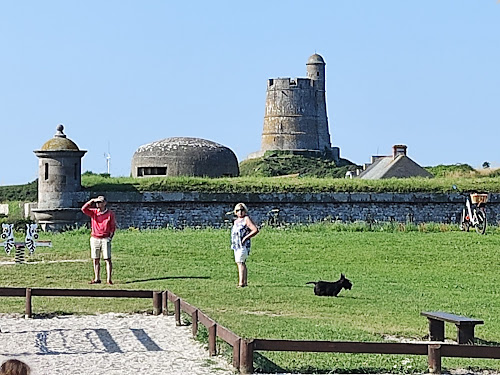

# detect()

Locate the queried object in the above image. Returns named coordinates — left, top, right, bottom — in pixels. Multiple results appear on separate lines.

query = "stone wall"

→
left=75, top=191, right=500, bottom=229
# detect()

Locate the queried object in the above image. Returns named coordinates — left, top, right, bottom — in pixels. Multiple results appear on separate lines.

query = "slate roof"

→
left=358, top=154, right=433, bottom=179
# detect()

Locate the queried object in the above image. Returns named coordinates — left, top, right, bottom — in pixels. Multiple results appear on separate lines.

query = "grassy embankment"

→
left=80, top=174, right=500, bottom=193
left=0, top=224, right=499, bottom=374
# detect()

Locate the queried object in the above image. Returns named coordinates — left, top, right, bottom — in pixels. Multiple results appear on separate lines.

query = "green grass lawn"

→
left=1, top=224, right=499, bottom=373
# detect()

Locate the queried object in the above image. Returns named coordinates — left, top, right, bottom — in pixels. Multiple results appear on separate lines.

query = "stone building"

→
left=32, top=125, right=87, bottom=231
left=248, top=53, right=339, bottom=160
left=131, top=137, right=239, bottom=178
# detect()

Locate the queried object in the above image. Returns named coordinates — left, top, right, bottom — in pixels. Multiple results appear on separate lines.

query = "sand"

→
left=0, top=313, right=235, bottom=375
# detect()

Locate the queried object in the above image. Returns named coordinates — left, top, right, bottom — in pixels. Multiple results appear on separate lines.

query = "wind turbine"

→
left=104, top=142, right=111, bottom=175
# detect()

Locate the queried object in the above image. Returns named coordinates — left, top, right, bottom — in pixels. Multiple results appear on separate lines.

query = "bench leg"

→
left=428, top=319, right=445, bottom=341
left=457, top=324, right=475, bottom=345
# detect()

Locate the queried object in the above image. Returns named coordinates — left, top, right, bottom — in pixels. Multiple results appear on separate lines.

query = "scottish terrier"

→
left=306, top=273, right=352, bottom=297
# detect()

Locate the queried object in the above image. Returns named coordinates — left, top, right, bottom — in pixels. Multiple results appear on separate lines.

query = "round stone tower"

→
left=32, top=125, right=87, bottom=231
left=256, top=53, right=332, bottom=157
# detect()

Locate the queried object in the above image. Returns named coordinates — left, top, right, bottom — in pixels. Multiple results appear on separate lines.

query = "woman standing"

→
left=231, top=203, right=259, bottom=287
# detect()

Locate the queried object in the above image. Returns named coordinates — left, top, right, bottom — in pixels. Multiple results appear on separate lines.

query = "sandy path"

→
left=0, top=313, right=235, bottom=375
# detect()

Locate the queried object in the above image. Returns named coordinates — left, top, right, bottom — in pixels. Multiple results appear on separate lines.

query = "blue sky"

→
left=1, top=1, right=499, bottom=185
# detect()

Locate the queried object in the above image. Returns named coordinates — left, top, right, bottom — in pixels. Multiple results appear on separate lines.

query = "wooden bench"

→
left=421, top=311, right=484, bottom=344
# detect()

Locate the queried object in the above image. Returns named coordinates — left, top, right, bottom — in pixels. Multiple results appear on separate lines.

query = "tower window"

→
left=317, top=72, right=319, bottom=76
left=74, top=163, right=78, bottom=179
left=44, top=163, right=49, bottom=180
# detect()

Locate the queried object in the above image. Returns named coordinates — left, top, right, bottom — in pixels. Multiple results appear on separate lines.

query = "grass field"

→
left=1, top=224, right=499, bottom=373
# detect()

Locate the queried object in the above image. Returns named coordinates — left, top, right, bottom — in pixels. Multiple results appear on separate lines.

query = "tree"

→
left=482, top=161, right=490, bottom=169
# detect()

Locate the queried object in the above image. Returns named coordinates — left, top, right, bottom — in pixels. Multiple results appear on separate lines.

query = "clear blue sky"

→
left=1, top=1, right=499, bottom=185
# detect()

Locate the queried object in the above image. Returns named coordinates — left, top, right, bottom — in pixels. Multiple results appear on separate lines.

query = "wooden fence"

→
left=1, top=287, right=500, bottom=374
left=165, top=290, right=500, bottom=374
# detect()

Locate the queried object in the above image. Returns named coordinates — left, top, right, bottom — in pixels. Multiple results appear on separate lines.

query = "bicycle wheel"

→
left=475, top=209, right=487, bottom=234
left=459, top=209, right=470, bottom=232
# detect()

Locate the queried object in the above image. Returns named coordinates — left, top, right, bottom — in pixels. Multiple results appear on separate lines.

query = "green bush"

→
left=425, top=164, right=476, bottom=177
left=0, top=180, right=37, bottom=202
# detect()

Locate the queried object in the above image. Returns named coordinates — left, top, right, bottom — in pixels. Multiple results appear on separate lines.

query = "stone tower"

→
left=248, top=53, right=338, bottom=160
left=32, top=125, right=87, bottom=231
left=306, top=54, right=330, bottom=152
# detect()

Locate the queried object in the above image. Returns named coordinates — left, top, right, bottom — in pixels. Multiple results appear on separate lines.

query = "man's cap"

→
left=95, top=195, right=106, bottom=202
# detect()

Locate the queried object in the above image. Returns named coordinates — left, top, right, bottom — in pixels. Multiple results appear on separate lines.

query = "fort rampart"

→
left=60, top=191, right=500, bottom=229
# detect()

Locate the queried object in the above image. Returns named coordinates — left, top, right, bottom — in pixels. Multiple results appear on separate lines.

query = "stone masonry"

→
left=69, top=191, right=500, bottom=229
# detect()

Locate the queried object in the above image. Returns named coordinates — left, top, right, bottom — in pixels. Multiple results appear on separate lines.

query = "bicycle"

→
left=457, top=188, right=488, bottom=234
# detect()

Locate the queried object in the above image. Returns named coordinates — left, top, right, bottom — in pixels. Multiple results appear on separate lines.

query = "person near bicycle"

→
left=230, top=203, right=259, bottom=288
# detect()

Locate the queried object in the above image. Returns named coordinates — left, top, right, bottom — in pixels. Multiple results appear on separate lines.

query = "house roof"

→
left=358, top=155, right=433, bottom=179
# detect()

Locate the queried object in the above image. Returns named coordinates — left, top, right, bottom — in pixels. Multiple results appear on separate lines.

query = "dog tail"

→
left=305, top=281, right=317, bottom=285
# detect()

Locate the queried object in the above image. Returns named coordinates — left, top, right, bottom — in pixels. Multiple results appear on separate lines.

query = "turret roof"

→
left=307, top=53, right=325, bottom=65
left=40, top=124, right=80, bottom=151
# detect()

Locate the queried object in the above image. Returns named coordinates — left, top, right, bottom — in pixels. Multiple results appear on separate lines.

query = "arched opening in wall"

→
left=137, top=167, right=167, bottom=177
left=44, top=163, right=49, bottom=180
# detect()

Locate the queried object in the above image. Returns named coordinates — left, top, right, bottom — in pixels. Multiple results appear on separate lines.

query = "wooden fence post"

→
left=191, top=309, right=198, bottom=337
left=232, top=338, right=241, bottom=370
left=239, top=339, right=254, bottom=374
left=25, top=288, right=32, bottom=319
left=428, top=344, right=442, bottom=374
left=162, top=291, right=168, bottom=315
left=208, top=323, right=217, bottom=356
left=152, top=291, right=162, bottom=315
left=174, top=298, right=181, bottom=326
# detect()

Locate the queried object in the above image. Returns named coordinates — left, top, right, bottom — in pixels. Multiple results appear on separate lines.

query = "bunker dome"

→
left=131, top=137, right=239, bottom=178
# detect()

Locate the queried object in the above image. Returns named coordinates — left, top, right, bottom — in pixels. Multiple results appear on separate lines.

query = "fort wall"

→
left=42, top=191, right=500, bottom=229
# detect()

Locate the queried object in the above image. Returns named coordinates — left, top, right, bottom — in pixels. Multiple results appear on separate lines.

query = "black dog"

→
left=306, top=273, right=352, bottom=297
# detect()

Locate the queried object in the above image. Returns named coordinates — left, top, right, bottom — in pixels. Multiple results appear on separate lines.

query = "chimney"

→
left=393, top=145, right=407, bottom=159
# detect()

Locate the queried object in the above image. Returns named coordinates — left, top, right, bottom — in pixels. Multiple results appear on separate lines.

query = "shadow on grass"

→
left=253, top=353, right=397, bottom=374
left=253, top=352, right=287, bottom=373
left=124, top=276, right=210, bottom=284
left=474, top=338, right=500, bottom=346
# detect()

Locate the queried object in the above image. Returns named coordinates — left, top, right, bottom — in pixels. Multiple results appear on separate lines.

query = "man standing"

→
left=81, top=195, right=116, bottom=285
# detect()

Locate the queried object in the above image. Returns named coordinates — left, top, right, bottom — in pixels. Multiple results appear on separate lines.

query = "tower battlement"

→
left=267, top=77, right=317, bottom=89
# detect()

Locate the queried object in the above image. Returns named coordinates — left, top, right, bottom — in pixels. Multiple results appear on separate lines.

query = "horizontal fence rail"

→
left=0, top=287, right=162, bottom=318
left=1, top=287, right=499, bottom=374
left=0, top=287, right=153, bottom=298
left=253, top=339, right=429, bottom=355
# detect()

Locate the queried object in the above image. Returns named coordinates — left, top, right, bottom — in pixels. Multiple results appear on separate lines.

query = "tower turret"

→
left=32, top=124, right=87, bottom=231
left=306, top=53, right=326, bottom=90
left=306, top=53, right=331, bottom=152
